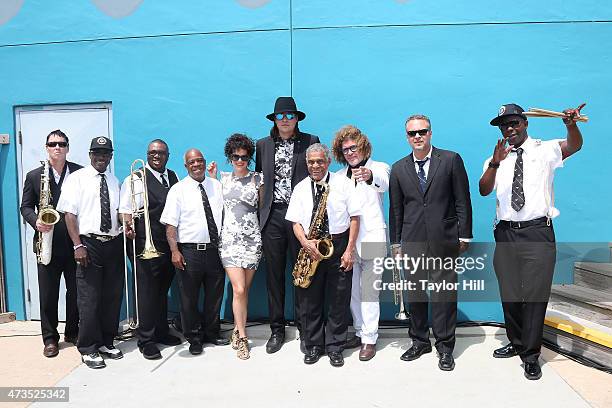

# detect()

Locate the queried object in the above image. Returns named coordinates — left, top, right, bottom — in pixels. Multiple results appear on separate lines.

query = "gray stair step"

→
left=574, top=262, right=612, bottom=292
left=543, top=325, right=612, bottom=370
left=549, top=294, right=612, bottom=330
left=550, top=284, right=612, bottom=312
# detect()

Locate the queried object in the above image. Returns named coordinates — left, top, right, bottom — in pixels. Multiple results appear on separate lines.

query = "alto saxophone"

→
left=292, top=181, right=334, bottom=289
left=36, top=160, right=60, bottom=265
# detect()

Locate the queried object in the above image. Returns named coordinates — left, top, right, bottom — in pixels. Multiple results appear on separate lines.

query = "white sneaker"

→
left=99, top=345, right=123, bottom=359
left=82, top=352, right=106, bottom=369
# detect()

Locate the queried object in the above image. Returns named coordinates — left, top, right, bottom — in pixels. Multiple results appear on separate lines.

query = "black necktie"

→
left=511, top=148, right=525, bottom=211
left=416, top=159, right=429, bottom=193
left=160, top=174, right=168, bottom=188
left=199, top=183, right=219, bottom=246
left=99, top=173, right=112, bottom=233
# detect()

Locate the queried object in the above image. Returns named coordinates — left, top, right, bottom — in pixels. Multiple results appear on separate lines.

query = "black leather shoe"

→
left=266, top=333, right=285, bottom=354
left=400, top=344, right=432, bottom=361
left=328, top=351, right=344, bottom=367
left=438, top=353, right=455, bottom=371
left=157, top=334, right=182, bottom=346
left=493, top=344, right=519, bottom=358
left=202, top=336, right=230, bottom=346
left=142, top=343, right=162, bottom=360
left=189, top=341, right=203, bottom=355
left=304, top=346, right=323, bottom=364
left=344, top=335, right=361, bottom=350
left=524, top=361, right=542, bottom=380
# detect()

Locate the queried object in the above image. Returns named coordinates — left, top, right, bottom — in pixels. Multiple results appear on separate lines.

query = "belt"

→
left=497, top=216, right=550, bottom=229
left=180, top=243, right=216, bottom=251
left=330, top=229, right=349, bottom=239
left=82, top=233, right=117, bottom=242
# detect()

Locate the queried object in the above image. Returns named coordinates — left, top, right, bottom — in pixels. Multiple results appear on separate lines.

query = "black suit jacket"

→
left=389, top=147, right=472, bottom=252
left=21, top=161, right=83, bottom=253
left=255, top=131, right=320, bottom=230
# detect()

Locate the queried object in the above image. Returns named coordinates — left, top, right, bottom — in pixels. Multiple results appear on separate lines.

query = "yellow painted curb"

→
left=545, top=316, right=612, bottom=349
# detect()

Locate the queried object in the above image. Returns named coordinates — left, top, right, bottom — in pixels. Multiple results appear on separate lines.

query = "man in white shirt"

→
left=480, top=103, right=584, bottom=380
left=331, top=125, right=389, bottom=361
left=57, top=136, right=124, bottom=369
left=119, top=139, right=182, bottom=360
left=160, top=148, right=228, bottom=355
left=286, top=143, right=361, bottom=367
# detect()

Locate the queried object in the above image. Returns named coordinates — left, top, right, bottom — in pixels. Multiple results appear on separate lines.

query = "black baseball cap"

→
left=490, top=103, right=527, bottom=126
left=89, top=136, right=113, bottom=151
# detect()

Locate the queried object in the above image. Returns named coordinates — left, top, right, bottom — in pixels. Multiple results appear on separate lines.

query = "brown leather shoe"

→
left=359, top=344, right=376, bottom=361
left=43, top=342, right=59, bottom=358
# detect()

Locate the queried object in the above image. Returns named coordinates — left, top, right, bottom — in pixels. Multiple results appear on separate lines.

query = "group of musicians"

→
left=20, top=97, right=584, bottom=380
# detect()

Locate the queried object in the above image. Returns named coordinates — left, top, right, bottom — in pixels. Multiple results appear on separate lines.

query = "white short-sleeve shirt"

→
left=119, top=164, right=169, bottom=213
left=482, top=137, right=564, bottom=221
left=160, top=175, right=223, bottom=243
left=285, top=171, right=362, bottom=235
left=56, top=165, right=122, bottom=236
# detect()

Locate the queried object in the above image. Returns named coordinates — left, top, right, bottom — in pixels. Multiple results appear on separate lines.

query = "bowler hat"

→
left=89, top=136, right=113, bottom=151
left=266, top=96, right=306, bottom=121
left=490, top=103, right=527, bottom=126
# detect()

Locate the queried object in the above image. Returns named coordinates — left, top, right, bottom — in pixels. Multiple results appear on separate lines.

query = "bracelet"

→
left=73, top=244, right=86, bottom=251
left=488, top=161, right=500, bottom=169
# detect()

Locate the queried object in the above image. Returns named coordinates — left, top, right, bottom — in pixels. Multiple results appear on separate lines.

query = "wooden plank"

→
left=551, top=284, right=612, bottom=312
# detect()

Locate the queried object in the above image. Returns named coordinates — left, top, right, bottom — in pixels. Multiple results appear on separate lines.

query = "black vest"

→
left=133, top=168, right=178, bottom=250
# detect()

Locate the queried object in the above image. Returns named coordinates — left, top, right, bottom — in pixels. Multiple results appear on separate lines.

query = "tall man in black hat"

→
left=255, top=96, right=319, bottom=353
left=21, top=129, right=82, bottom=358
left=119, top=139, right=182, bottom=360
left=57, top=136, right=125, bottom=369
left=480, top=103, right=584, bottom=380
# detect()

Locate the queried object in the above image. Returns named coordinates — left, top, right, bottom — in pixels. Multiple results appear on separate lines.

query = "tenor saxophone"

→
left=36, top=160, right=60, bottom=265
left=292, top=181, right=334, bottom=289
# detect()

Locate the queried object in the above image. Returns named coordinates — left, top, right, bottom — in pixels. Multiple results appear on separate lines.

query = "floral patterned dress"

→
left=219, top=171, right=263, bottom=269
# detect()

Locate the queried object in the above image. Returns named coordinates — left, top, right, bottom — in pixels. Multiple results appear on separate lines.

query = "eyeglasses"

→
left=274, top=113, right=296, bottom=121
left=406, top=129, right=430, bottom=138
left=231, top=154, right=250, bottom=162
left=499, top=120, right=522, bottom=130
left=46, top=142, right=68, bottom=148
left=341, top=145, right=358, bottom=155
left=147, top=150, right=168, bottom=157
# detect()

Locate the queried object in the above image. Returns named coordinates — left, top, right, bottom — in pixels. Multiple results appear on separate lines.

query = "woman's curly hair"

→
left=224, top=133, right=255, bottom=164
left=331, top=125, right=372, bottom=165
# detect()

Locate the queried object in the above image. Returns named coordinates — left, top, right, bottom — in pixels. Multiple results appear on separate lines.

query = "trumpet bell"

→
left=395, top=311, right=410, bottom=321
left=138, top=248, right=163, bottom=260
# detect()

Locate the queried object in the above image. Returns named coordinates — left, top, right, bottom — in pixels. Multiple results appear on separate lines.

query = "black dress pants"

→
left=296, top=232, right=351, bottom=353
left=37, top=253, right=78, bottom=346
left=134, top=241, right=175, bottom=349
left=76, top=235, right=125, bottom=355
left=494, top=222, right=556, bottom=363
left=176, top=244, right=224, bottom=344
left=261, top=203, right=301, bottom=335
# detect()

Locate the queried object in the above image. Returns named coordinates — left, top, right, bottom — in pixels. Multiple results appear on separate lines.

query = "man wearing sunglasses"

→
left=480, top=103, right=584, bottom=380
left=21, top=129, right=82, bottom=358
left=119, top=139, right=182, bottom=360
left=389, top=114, right=472, bottom=371
left=255, top=96, right=319, bottom=354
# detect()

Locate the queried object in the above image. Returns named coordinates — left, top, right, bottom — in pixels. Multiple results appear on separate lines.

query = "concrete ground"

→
left=0, top=321, right=610, bottom=408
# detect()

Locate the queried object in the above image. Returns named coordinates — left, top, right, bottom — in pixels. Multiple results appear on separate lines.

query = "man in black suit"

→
left=20, top=129, right=82, bottom=357
left=255, top=96, right=319, bottom=353
left=389, top=114, right=472, bottom=371
left=120, top=139, right=182, bottom=360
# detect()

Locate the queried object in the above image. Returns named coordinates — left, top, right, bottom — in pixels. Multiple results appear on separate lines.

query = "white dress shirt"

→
left=483, top=136, right=564, bottom=221
left=119, top=164, right=169, bottom=213
left=51, top=164, right=70, bottom=184
left=56, top=165, right=122, bottom=236
left=160, top=175, right=223, bottom=243
left=285, top=171, right=362, bottom=235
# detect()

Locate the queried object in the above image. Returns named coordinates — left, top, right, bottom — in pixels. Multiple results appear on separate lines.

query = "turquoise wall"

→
left=1, top=0, right=611, bottom=322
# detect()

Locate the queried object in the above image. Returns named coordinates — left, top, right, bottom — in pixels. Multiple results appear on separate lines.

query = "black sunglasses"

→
left=231, top=154, right=250, bottom=162
left=499, top=120, right=522, bottom=130
left=46, top=142, right=68, bottom=148
left=406, top=129, right=429, bottom=137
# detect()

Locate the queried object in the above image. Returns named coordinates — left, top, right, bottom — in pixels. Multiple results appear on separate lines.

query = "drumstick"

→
left=526, top=107, right=589, bottom=122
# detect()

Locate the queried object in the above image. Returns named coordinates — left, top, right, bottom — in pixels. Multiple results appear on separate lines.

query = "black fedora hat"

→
left=490, top=103, right=527, bottom=126
left=266, top=96, right=306, bottom=121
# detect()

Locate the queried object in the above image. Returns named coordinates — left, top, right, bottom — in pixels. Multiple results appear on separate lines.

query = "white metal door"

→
left=16, top=103, right=113, bottom=320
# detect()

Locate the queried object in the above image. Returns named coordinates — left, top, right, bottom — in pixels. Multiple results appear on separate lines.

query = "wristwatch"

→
left=488, top=161, right=500, bottom=169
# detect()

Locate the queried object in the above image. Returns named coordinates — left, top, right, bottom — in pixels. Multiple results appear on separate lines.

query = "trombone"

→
left=390, top=244, right=410, bottom=321
left=122, top=159, right=163, bottom=331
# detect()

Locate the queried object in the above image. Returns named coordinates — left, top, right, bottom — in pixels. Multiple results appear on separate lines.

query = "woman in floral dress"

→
left=209, top=134, right=263, bottom=359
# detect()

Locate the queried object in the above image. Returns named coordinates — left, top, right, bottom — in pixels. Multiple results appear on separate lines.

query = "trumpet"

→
left=390, top=244, right=409, bottom=321
left=122, top=159, right=163, bottom=331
